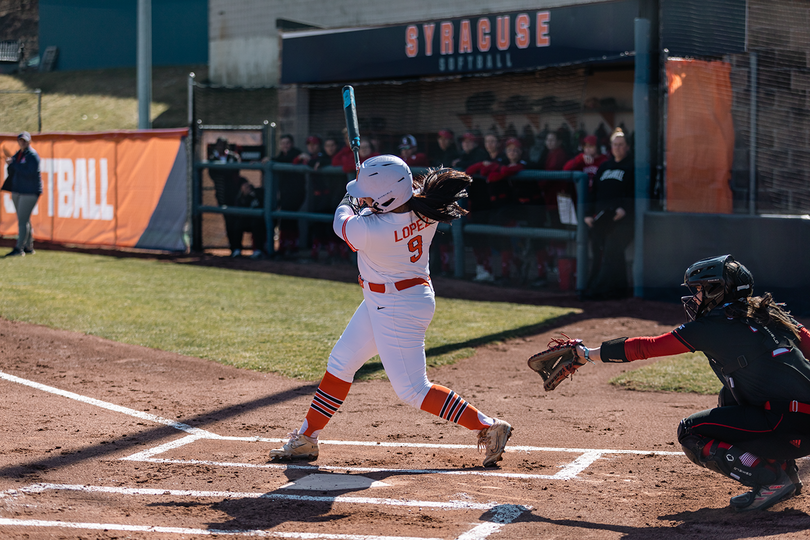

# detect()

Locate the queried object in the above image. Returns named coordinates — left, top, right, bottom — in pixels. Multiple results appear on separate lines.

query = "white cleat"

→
left=478, top=418, right=513, bottom=467
left=269, top=429, right=319, bottom=461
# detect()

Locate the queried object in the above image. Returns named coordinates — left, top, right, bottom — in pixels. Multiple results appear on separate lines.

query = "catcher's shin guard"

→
left=678, top=422, right=779, bottom=488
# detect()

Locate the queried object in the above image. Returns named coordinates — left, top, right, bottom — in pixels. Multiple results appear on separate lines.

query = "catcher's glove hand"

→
left=527, top=334, right=593, bottom=391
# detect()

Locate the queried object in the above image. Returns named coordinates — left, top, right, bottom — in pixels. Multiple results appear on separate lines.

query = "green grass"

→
left=0, top=65, right=206, bottom=133
left=609, top=353, right=722, bottom=394
left=0, top=251, right=577, bottom=380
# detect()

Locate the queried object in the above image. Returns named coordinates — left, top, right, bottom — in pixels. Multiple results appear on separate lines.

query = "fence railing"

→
left=192, top=161, right=588, bottom=289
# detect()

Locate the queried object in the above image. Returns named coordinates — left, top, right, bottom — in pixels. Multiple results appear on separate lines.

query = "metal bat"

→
left=342, top=85, right=361, bottom=172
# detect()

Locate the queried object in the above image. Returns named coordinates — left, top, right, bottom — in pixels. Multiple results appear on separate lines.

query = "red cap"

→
left=438, top=129, right=454, bottom=140
left=583, top=135, right=598, bottom=146
left=461, top=132, right=477, bottom=141
left=504, top=137, right=522, bottom=149
left=306, top=135, right=322, bottom=145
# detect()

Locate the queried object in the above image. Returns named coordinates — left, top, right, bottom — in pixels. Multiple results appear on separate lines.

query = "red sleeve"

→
left=799, top=326, right=810, bottom=359
left=466, top=162, right=484, bottom=175
left=563, top=154, right=583, bottom=171
left=488, top=163, right=524, bottom=182
left=332, top=147, right=351, bottom=167
left=624, top=332, right=693, bottom=362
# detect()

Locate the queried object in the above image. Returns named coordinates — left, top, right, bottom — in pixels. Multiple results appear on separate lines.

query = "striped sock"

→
left=301, top=371, right=352, bottom=438
left=420, top=384, right=493, bottom=431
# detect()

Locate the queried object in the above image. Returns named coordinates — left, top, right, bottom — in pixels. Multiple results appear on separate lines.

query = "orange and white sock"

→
left=420, top=384, right=494, bottom=431
left=299, top=371, right=352, bottom=439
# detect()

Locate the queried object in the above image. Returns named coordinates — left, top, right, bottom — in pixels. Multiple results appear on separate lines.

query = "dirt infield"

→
left=1, top=252, right=809, bottom=539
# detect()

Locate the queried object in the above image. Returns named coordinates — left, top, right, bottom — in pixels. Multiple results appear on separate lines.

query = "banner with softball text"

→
left=0, top=129, right=188, bottom=251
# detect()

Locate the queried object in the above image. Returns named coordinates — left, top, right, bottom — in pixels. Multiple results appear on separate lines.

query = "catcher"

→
left=529, top=255, right=810, bottom=512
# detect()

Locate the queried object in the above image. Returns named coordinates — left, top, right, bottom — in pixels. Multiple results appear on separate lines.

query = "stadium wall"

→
left=642, top=212, right=810, bottom=315
left=38, top=0, right=207, bottom=71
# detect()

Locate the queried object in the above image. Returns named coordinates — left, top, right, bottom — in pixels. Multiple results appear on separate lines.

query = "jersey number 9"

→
left=408, top=235, right=423, bottom=263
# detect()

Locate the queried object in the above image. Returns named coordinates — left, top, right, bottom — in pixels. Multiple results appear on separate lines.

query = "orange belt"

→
left=358, top=275, right=430, bottom=293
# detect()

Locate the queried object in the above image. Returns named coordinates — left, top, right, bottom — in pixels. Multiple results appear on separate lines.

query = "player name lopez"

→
left=393, top=219, right=431, bottom=242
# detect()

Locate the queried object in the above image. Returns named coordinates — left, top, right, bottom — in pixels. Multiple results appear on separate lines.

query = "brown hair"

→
left=408, top=168, right=472, bottom=223
left=724, top=293, right=801, bottom=339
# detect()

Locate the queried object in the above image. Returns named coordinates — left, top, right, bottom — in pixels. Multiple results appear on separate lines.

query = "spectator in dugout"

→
left=485, top=137, right=529, bottom=283
left=581, top=128, right=634, bottom=301
left=563, top=134, right=608, bottom=192
left=398, top=134, right=429, bottom=168
left=451, top=131, right=488, bottom=171
left=332, top=128, right=356, bottom=174
left=293, top=135, right=331, bottom=169
left=271, top=134, right=303, bottom=256
left=207, top=137, right=245, bottom=257
left=465, top=132, right=508, bottom=283
left=321, top=137, right=340, bottom=170
left=432, top=129, right=459, bottom=168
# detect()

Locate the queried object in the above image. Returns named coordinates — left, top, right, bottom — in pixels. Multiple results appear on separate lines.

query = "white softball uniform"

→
left=328, top=203, right=438, bottom=407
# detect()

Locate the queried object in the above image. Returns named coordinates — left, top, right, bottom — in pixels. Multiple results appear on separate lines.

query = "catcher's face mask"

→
left=681, top=285, right=703, bottom=322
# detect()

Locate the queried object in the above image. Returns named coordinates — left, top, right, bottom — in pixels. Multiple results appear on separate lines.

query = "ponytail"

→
left=724, top=293, right=801, bottom=339
left=409, top=168, right=472, bottom=223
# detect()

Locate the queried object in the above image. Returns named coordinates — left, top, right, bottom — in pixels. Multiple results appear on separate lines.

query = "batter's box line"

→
left=0, top=484, right=530, bottom=540
left=122, top=433, right=682, bottom=481
left=0, top=369, right=680, bottom=480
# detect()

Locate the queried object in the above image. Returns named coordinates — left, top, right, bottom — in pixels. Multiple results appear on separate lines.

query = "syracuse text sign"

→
left=281, top=1, right=638, bottom=84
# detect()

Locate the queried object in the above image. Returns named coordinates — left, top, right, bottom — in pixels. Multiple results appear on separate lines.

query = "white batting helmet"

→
left=346, top=154, right=414, bottom=213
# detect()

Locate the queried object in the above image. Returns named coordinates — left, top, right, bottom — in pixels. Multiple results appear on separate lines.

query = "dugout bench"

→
left=191, top=162, right=589, bottom=290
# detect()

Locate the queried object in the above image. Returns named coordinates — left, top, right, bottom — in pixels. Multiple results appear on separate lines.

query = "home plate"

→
left=280, top=474, right=389, bottom=491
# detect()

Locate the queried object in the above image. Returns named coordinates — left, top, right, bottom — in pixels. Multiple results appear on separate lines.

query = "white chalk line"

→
left=134, top=456, right=590, bottom=480
left=0, top=370, right=215, bottom=437
left=0, top=484, right=529, bottom=540
left=0, top=519, right=443, bottom=540
left=0, top=368, right=680, bottom=483
left=456, top=504, right=529, bottom=540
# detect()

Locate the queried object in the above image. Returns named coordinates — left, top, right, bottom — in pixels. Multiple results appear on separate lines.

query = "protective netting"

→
left=192, top=82, right=278, bottom=127
left=0, top=90, right=40, bottom=134
left=307, top=66, right=635, bottom=170
left=666, top=0, right=810, bottom=216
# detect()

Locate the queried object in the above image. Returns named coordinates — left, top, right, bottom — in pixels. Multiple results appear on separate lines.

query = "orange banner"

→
left=1, top=129, right=188, bottom=250
left=665, top=59, right=734, bottom=213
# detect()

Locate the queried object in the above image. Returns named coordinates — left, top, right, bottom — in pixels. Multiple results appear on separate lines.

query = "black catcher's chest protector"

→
left=672, top=309, right=810, bottom=406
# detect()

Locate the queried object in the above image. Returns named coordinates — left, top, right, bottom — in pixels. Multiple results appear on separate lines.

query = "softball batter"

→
left=270, top=155, right=513, bottom=467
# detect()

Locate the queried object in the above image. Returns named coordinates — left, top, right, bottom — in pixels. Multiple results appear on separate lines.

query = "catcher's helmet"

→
left=346, top=154, right=414, bottom=214
left=681, top=254, right=754, bottom=320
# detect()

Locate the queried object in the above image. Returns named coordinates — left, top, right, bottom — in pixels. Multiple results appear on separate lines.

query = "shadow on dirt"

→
left=0, top=383, right=316, bottom=480
left=515, top=505, right=810, bottom=539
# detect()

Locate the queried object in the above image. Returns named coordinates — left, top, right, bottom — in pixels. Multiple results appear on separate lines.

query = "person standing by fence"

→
left=3, top=132, right=42, bottom=257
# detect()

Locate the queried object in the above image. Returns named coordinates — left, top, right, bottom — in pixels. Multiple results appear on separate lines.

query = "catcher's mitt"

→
left=528, top=334, right=592, bottom=391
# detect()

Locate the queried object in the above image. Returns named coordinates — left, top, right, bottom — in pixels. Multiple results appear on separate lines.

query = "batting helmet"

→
left=682, top=254, right=754, bottom=320
left=346, top=154, right=414, bottom=214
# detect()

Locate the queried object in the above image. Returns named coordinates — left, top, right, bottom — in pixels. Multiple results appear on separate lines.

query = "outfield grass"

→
left=609, top=353, right=722, bottom=394
left=0, top=251, right=578, bottom=380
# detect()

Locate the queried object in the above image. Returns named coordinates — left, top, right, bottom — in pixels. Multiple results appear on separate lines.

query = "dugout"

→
left=267, top=0, right=810, bottom=311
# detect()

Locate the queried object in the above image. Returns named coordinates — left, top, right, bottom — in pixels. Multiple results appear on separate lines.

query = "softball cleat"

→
left=269, top=429, right=319, bottom=461
left=478, top=418, right=512, bottom=467
left=730, top=467, right=796, bottom=512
